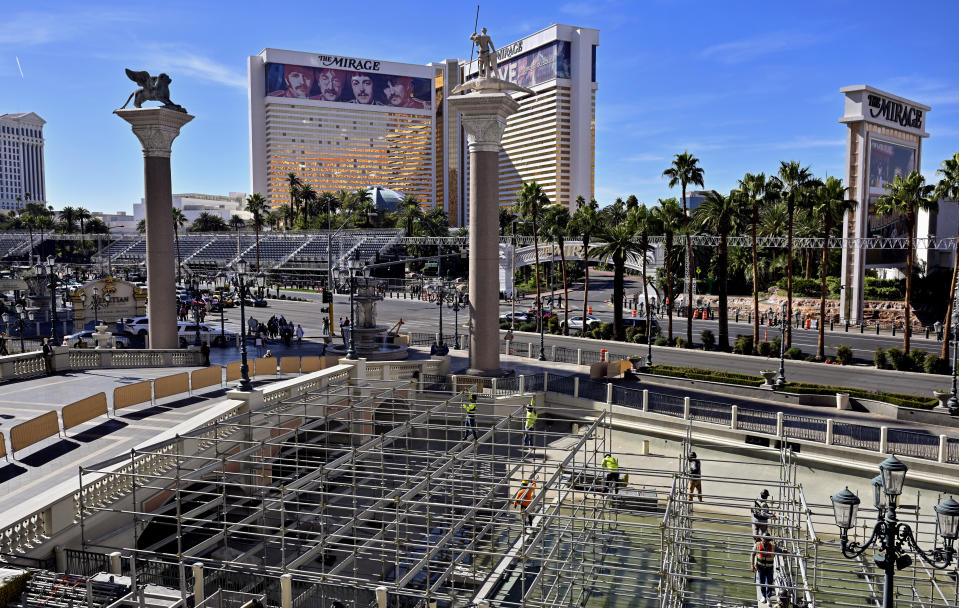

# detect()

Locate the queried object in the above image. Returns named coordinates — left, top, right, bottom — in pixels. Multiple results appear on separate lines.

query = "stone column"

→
left=448, top=92, right=519, bottom=375
left=115, top=108, right=193, bottom=349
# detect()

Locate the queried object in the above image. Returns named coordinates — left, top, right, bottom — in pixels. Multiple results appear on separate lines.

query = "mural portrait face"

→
left=350, top=73, right=375, bottom=104
left=283, top=65, right=313, bottom=98
left=317, top=69, right=345, bottom=101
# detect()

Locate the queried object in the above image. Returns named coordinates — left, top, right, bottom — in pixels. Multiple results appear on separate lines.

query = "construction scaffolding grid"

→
left=70, top=377, right=959, bottom=608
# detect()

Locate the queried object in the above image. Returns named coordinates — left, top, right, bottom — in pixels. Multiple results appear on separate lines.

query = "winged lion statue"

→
left=120, top=69, right=187, bottom=113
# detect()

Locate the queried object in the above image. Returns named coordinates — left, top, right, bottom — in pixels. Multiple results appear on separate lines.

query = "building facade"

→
left=134, top=192, right=252, bottom=225
left=0, top=112, right=46, bottom=211
left=249, top=49, right=436, bottom=213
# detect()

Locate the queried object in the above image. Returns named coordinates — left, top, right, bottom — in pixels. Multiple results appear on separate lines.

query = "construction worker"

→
left=601, top=453, right=620, bottom=494
left=513, top=479, right=536, bottom=528
left=524, top=398, right=538, bottom=447
left=751, top=489, right=777, bottom=540
left=751, top=533, right=778, bottom=603
left=687, top=452, right=702, bottom=502
left=462, top=389, right=478, bottom=440
left=771, top=588, right=793, bottom=608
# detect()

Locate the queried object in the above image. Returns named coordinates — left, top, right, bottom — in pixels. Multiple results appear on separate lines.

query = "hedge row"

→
left=637, top=365, right=765, bottom=387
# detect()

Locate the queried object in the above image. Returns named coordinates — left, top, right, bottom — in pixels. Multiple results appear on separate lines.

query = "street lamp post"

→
left=511, top=220, right=517, bottom=332
left=189, top=277, right=203, bottom=347
left=35, top=255, right=59, bottom=345
left=446, top=285, right=462, bottom=350
left=215, top=273, right=228, bottom=347
left=776, top=300, right=787, bottom=387
left=3, top=303, right=27, bottom=352
left=830, top=455, right=959, bottom=608
left=947, top=299, right=959, bottom=412
left=333, top=254, right=364, bottom=360
left=538, top=295, right=546, bottom=361
left=81, top=287, right=111, bottom=328
left=234, top=259, right=263, bottom=391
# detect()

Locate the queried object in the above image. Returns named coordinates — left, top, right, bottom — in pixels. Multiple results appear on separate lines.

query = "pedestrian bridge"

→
left=502, top=241, right=665, bottom=275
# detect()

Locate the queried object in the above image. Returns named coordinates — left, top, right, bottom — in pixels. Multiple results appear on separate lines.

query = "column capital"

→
left=115, top=108, right=194, bottom=158
left=448, top=91, right=521, bottom=153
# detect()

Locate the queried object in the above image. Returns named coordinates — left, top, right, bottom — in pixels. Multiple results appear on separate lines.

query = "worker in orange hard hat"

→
left=513, top=479, right=537, bottom=528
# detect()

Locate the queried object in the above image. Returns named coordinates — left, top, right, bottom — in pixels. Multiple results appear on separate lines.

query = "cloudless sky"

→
left=2, top=0, right=957, bottom=213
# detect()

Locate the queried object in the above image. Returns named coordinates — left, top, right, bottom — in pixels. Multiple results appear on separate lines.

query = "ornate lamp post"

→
left=831, top=455, right=959, bottom=608
left=187, top=277, right=203, bottom=347
left=332, top=254, right=364, bottom=360
left=446, top=284, right=463, bottom=350
left=233, top=259, right=263, bottom=391
left=948, top=302, right=959, bottom=411
left=81, top=287, right=111, bottom=328
left=776, top=300, right=787, bottom=387
left=538, top=295, right=547, bottom=361
left=35, top=255, right=59, bottom=345
left=435, top=279, right=446, bottom=347
left=3, top=303, right=27, bottom=352
left=214, top=272, right=228, bottom=347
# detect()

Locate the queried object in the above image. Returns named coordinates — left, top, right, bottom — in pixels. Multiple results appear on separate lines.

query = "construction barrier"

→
left=0, top=433, right=6, bottom=460
left=62, top=393, right=108, bottom=431
left=453, top=375, right=484, bottom=393
left=607, top=359, right=633, bottom=379
left=10, top=411, right=60, bottom=453
left=226, top=361, right=243, bottom=382
left=114, top=381, right=153, bottom=410
left=280, top=356, right=301, bottom=374
left=191, top=366, right=223, bottom=391
left=300, top=356, right=321, bottom=373
left=253, top=357, right=278, bottom=377
left=154, top=372, right=190, bottom=400
left=589, top=362, right=608, bottom=379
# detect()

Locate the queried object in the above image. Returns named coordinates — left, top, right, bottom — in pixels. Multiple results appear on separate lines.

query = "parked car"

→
left=561, top=315, right=603, bottom=331
left=621, top=317, right=661, bottom=331
left=242, top=296, right=268, bottom=308
left=121, top=316, right=151, bottom=336
left=499, top=311, right=530, bottom=323
left=64, top=330, right=131, bottom=348
left=177, top=322, right=233, bottom=347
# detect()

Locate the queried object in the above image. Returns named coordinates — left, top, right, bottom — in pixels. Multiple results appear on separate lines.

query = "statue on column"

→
left=471, top=28, right=498, bottom=79
left=453, top=27, right=533, bottom=96
left=120, top=69, right=188, bottom=113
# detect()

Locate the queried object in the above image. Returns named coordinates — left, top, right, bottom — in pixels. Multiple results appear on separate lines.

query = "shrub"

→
left=626, top=327, right=638, bottom=342
left=518, top=321, right=537, bottom=333
left=908, top=349, right=927, bottom=372
left=591, top=322, right=613, bottom=340
left=675, top=337, right=687, bottom=349
left=547, top=316, right=560, bottom=335
left=874, top=348, right=887, bottom=370
left=654, top=337, right=669, bottom=346
left=757, top=341, right=773, bottom=357
left=785, top=347, right=803, bottom=360
left=733, top=335, right=754, bottom=355
left=836, top=345, right=853, bottom=366
left=924, top=354, right=950, bottom=375
left=771, top=337, right=782, bottom=356
left=632, top=332, right=647, bottom=344
left=499, top=320, right=511, bottom=330
left=700, top=329, right=715, bottom=351
left=777, top=276, right=819, bottom=297
left=886, top=347, right=908, bottom=371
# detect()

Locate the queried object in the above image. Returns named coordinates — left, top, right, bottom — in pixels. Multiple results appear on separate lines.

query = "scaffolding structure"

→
left=67, top=377, right=959, bottom=608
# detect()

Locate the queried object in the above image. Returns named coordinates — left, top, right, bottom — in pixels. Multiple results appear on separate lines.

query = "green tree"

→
left=570, top=197, right=601, bottom=336
left=397, top=195, right=425, bottom=235
left=228, top=215, right=246, bottom=231
left=542, top=205, right=571, bottom=334
left=737, top=172, right=768, bottom=351
left=875, top=171, right=938, bottom=353
left=663, top=151, right=705, bottom=346
left=85, top=217, right=110, bottom=234
left=694, top=190, right=743, bottom=351
left=591, top=212, right=651, bottom=341
left=59, top=206, right=78, bottom=233
left=245, top=193, right=268, bottom=271
left=136, top=219, right=146, bottom=233
left=298, top=184, right=317, bottom=226
left=772, top=161, right=817, bottom=347
left=633, top=203, right=661, bottom=348
left=936, top=152, right=959, bottom=359
left=189, top=212, right=229, bottom=232
left=286, top=173, right=301, bottom=229
left=812, top=177, right=855, bottom=360
left=172, top=208, right=187, bottom=283
left=653, top=198, right=684, bottom=341
left=514, top=182, right=550, bottom=335
left=499, top=206, right=517, bottom=235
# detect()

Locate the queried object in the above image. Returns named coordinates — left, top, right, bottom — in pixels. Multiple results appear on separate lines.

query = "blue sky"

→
left=2, top=0, right=958, bottom=213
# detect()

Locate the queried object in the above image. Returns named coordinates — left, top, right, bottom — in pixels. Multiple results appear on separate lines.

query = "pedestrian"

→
left=602, top=452, right=620, bottom=494
left=322, top=318, right=330, bottom=336
left=282, top=326, right=292, bottom=347
left=41, top=338, right=54, bottom=375
left=687, top=452, right=702, bottom=502
left=200, top=341, right=211, bottom=367
left=751, top=533, right=778, bottom=603
left=430, top=341, right=439, bottom=356
left=342, top=318, right=350, bottom=345
left=296, top=324, right=304, bottom=345
left=524, top=398, right=538, bottom=447
left=752, top=489, right=777, bottom=540
left=255, top=332, right=264, bottom=357
left=264, top=349, right=273, bottom=358
left=462, top=389, right=479, bottom=440
left=0, top=331, right=7, bottom=356
left=771, top=588, right=793, bottom=608
left=513, top=479, right=536, bottom=528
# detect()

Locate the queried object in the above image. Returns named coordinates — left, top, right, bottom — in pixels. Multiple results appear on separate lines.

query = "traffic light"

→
left=321, top=306, right=329, bottom=313
left=322, top=291, right=333, bottom=303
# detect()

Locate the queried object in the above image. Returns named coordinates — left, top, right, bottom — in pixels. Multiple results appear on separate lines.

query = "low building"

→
left=133, top=192, right=253, bottom=224
left=91, top=211, right=138, bottom=233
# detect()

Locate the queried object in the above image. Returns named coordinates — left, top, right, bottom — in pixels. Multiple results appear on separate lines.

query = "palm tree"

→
left=245, top=193, right=268, bottom=271
left=694, top=190, right=742, bottom=351
left=75, top=206, right=91, bottom=235
left=542, top=205, right=571, bottom=334
left=346, top=188, right=375, bottom=227
left=298, top=184, right=317, bottom=226
left=591, top=216, right=651, bottom=341
left=875, top=171, right=938, bottom=353
left=317, top=191, right=339, bottom=219
left=773, top=161, right=816, bottom=347
left=514, top=182, right=550, bottom=335
left=397, top=195, right=425, bottom=235
left=663, top=152, right=705, bottom=346
left=286, top=173, right=301, bottom=229
left=633, top=204, right=661, bottom=347
left=737, top=172, right=767, bottom=351
left=172, top=208, right=187, bottom=284
left=570, top=197, right=601, bottom=336
left=936, top=153, right=959, bottom=359
left=59, top=206, right=78, bottom=233
left=228, top=215, right=246, bottom=231
left=653, top=198, right=684, bottom=341
left=189, top=212, right=229, bottom=232
left=812, top=177, right=855, bottom=360
left=136, top=219, right=146, bottom=233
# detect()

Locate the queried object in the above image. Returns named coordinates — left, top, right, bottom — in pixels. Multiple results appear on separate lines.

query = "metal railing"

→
left=887, top=428, right=941, bottom=461
left=831, top=422, right=882, bottom=451
left=737, top=407, right=777, bottom=435
left=648, top=393, right=684, bottom=417
left=688, top=398, right=733, bottom=426
left=782, top=414, right=828, bottom=443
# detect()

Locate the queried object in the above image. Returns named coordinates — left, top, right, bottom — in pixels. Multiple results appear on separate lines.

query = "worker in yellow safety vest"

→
left=462, top=390, right=478, bottom=440
left=523, top=398, right=538, bottom=447
left=601, top=453, right=620, bottom=494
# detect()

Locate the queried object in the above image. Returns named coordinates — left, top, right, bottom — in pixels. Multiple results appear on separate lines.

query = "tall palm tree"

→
left=298, top=184, right=317, bottom=226
left=812, top=177, right=855, bottom=360
left=286, top=173, right=302, bottom=229
left=737, top=172, right=767, bottom=351
left=245, top=193, right=268, bottom=271
left=347, top=188, right=375, bottom=227
left=694, top=190, right=742, bottom=351
left=591, top=216, right=651, bottom=341
left=875, top=171, right=938, bottom=353
left=773, top=161, right=816, bottom=347
left=317, top=191, right=339, bottom=219
left=653, top=198, right=684, bottom=341
left=59, top=206, right=78, bottom=233
left=542, top=205, right=571, bottom=334
left=397, top=195, right=425, bottom=235
left=514, top=182, right=550, bottom=335
left=633, top=204, right=661, bottom=346
left=172, top=208, right=187, bottom=283
left=229, top=215, right=246, bottom=231
left=570, top=197, right=601, bottom=336
left=663, top=151, right=705, bottom=346
left=936, top=153, right=959, bottom=359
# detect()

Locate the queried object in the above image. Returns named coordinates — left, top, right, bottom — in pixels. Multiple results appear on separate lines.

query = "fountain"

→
left=326, top=281, right=409, bottom=360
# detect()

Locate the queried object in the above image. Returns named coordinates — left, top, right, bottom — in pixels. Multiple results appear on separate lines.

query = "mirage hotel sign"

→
left=868, top=93, right=923, bottom=129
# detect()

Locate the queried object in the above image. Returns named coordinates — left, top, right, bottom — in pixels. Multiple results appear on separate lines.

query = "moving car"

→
left=64, top=330, right=131, bottom=348
left=561, top=315, right=603, bottom=331
left=499, top=311, right=530, bottom=323
left=177, top=322, right=234, bottom=347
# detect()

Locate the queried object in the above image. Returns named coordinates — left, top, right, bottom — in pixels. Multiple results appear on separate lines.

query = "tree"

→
left=772, top=161, right=817, bottom=347
left=936, top=153, right=959, bottom=359
left=653, top=198, right=684, bottom=341
left=570, top=197, right=601, bottom=336
left=136, top=219, right=146, bottom=233
left=189, top=212, right=229, bottom=232
left=812, top=177, right=855, bottom=360
left=591, top=213, right=651, bottom=341
left=245, top=193, right=268, bottom=270
left=298, top=184, right=317, bottom=226
left=633, top=204, right=661, bottom=347
left=542, top=205, right=571, bottom=334
left=172, top=208, right=187, bottom=284
left=514, top=182, right=550, bottom=336
left=875, top=171, right=938, bottom=353
left=693, top=190, right=742, bottom=351
left=286, top=173, right=301, bottom=229
left=663, top=151, right=705, bottom=347
left=85, top=218, right=110, bottom=234
left=737, top=172, right=768, bottom=351
left=317, top=191, right=339, bottom=219
left=75, top=207, right=91, bottom=235
left=397, top=195, right=425, bottom=235
left=345, top=189, right=375, bottom=227
left=59, top=206, right=78, bottom=233
left=228, top=215, right=246, bottom=231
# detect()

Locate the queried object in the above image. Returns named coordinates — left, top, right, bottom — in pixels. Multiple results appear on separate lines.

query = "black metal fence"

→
left=887, top=428, right=941, bottom=461
left=782, top=414, right=827, bottom=443
left=63, top=548, right=112, bottom=576
left=831, top=422, right=882, bottom=451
